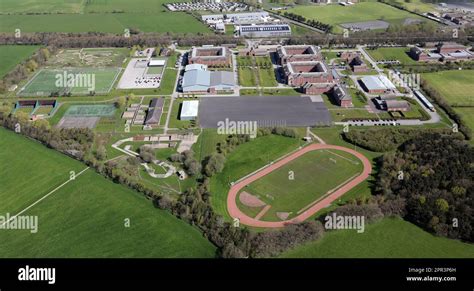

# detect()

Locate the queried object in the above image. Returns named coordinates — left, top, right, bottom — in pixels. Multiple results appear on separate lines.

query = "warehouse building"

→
left=182, top=65, right=235, bottom=94
left=237, top=23, right=291, bottom=38
left=180, top=100, right=199, bottom=121
left=284, top=61, right=333, bottom=87
left=188, top=46, right=232, bottom=67
left=276, top=45, right=322, bottom=65
left=360, top=75, right=396, bottom=94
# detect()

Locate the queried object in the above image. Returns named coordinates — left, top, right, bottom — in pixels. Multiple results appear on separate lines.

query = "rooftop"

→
left=181, top=100, right=199, bottom=118
left=286, top=61, right=328, bottom=75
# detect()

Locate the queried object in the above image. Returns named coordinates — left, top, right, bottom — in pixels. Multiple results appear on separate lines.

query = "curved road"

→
left=227, top=143, right=372, bottom=228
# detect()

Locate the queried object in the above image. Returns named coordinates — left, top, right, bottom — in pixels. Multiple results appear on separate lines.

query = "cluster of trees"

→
left=282, top=11, right=332, bottom=33
left=420, top=79, right=472, bottom=141
left=376, top=134, right=474, bottom=241
left=1, top=114, right=93, bottom=160
left=0, top=47, right=53, bottom=93
left=170, top=150, right=201, bottom=176
left=343, top=128, right=458, bottom=152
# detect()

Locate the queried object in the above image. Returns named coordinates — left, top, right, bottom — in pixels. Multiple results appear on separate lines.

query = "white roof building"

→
left=148, top=59, right=166, bottom=67
left=361, top=75, right=396, bottom=92
left=180, top=100, right=199, bottom=120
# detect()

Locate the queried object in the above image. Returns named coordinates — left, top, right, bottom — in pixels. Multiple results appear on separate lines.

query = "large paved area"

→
left=198, top=96, right=331, bottom=128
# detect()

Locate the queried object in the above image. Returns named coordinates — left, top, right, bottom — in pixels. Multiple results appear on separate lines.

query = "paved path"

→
left=227, top=143, right=372, bottom=228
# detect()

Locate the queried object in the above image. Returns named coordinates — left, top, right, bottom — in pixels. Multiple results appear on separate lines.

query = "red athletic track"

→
left=227, top=144, right=372, bottom=228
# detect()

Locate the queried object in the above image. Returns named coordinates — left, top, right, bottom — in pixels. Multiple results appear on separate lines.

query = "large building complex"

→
left=284, top=61, right=334, bottom=87
left=188, top=46, right=232, bottom=67
left=237, top=23, right=291, bottom=38
left=409, top=42, right=474, bottom=62
left=276, top=45, right=322, bottom=65
left=181, top=64, right=235, bottom=94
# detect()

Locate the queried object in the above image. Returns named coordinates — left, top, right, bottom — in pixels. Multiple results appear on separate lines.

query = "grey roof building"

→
left=182, top=66, right=235, bottom=94
left=144, top=98, right=164, bottom=125
left=238, top=23, right=291, bottom=38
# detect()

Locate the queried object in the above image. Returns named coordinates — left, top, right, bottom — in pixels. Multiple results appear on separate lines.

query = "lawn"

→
left=0, top=45, right=40, bottom=78
left=366, top=47, right=417, bottom=65
left=210, top=135, right=303, bottom=219
left=0, top=128, right=216, bottom=258
left=286, top=2, right=429, bottom=33
left=192, top=128, right=228, bottom=162
left=242, top=149, right=363, bottom=221
left=390, top=0, right=436, bottom=13
left=18, top=67, right=121, bottom=96
left=238, top=67, right=257, bottom=87
left=280, top=218, right=474, bottom=258
left=422, top=70, right=474, bottom=106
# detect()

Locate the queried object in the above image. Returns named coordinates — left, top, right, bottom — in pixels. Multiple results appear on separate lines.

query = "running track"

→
left=227, top=144, right=372, bottom=228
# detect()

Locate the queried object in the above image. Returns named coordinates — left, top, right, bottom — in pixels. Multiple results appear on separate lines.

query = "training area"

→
left=17, top=67, right=121, bottom=96
left=47, top=48, right=129, bottom=68
left=0, top=128, right=216, bottom=258
left=228, top=143, right=372, bottom=228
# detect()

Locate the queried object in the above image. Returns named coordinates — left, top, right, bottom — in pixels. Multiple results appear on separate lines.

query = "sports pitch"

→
left=239, top=149, right=363, bottom=222
left=18, top=67, right=121, bottom=96
left=64, top=104, right=116, bottom=117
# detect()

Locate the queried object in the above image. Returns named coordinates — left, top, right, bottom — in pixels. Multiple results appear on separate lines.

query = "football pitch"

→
left=0, top=128, right=216, bottom=258
left=240, top=149, right=363, bottom=222
left=18, top=67, right=121, bottom=96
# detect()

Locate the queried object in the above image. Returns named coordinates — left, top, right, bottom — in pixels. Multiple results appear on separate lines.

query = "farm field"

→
left=0, top=45, right=40, bottom=78
left=366, top=47, right=418, bottom=65
left=18, top=67, right=121, bottom=96
left=241, top=149, right=363, bottom=221
left=280, top=218, right=474, bottom=258
left=0, top=128, right=216, bottom=258
left=422, top=70, right=474, bottom=106
left=0, top=13, right=210, bottom=34
left=286, top=2, right=429, bottom=33
left=0, top=0, right=84, bottom=14
left=210, top=135, right=303, bottom=219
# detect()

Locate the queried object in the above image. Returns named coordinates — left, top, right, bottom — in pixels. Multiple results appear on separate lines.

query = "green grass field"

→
left=0, top=13, right=209, bottom=34
left=0, top=0, right=84, bottom=14
left=280, top=218, right=474, bottom=258
left=64, top=104, right=116, bottom=117
left=210, top=135, right=303, bottom=219
left=18, top=67, right=121, bottom=96
left=287, top=2, right=428, bottom=33
left=452, top=107, right=474, bottom=145
left=0, top=128, right=216, bottom=258
left=0, top=45, right=40, bottom=78
left=238, top=67, right=257, bottom=87
left=422, top=70, right=474, bottom=106
left=243, top=149, right=362, bottom=221
left=366, top=47, right=417, bottom=65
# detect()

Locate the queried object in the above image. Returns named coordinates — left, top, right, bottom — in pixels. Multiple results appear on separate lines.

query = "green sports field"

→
left=286, top=2, right=429, bottom=33
left=366, top=47, right=417, bottom=65
left=0, top=128, right=216, bottom=258
left=18, top=67, right=121, bottom=96
left=280, top=218, right=474, bottom=258
left=0, top=45, right=40, bottom=78
left=422, top=70, right=474, bottom=106
left=242, top=149, right=363, bottom=221
left=64, top=104, right=116, bottom=117
left=0, top=0, right=84, bottom=14
left=210, top=135, right=304, bottom=220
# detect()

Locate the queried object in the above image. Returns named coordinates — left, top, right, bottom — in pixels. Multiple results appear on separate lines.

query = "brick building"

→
left=277, top=45, right=322, bottom=65
left=188, top=46, right=231, bottom=67
left=284, top=61, right=333, bottom=87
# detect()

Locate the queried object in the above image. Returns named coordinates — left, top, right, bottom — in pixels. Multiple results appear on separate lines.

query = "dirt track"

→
left=227, top=144, right=372, bottom=228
